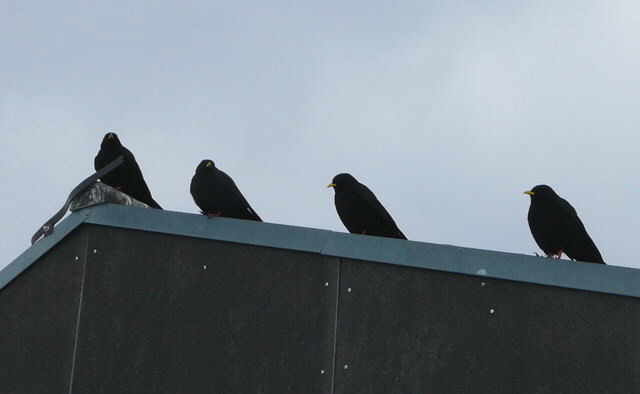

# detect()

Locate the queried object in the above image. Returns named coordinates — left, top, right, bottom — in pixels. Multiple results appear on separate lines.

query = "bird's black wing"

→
left=558, top=197, right=604, bottom=264
left=219, top=170, right=262, bottom=221
left=122, top=147, right=162, bottom=209
left=94, top=150, right=106, bottom=170
left=350, top=182, right=406, bottom=239
left=557, top=197, right=578, bottom=217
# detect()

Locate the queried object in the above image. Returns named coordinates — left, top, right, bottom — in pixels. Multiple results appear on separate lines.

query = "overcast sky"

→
left=2, top=1, right=640, bottom=271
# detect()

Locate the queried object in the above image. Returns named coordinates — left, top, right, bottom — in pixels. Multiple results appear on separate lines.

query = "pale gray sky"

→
left=2, top=0, right=640, bottom=270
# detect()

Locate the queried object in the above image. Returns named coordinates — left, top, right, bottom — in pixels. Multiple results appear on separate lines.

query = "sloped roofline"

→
left=2, top=204, right=638, bottom=297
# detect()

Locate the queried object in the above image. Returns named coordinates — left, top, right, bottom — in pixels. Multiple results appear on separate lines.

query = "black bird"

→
left=94, top=132, right=162, bottom=209
left=524, top=185, right=604, bottom=264
left=328, top=173, right=406, bottom=239
left=190, top=160, right=262, bottom=221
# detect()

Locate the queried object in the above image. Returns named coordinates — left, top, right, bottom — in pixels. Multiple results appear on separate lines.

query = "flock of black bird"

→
left=94, top=132, right=605, bottom=265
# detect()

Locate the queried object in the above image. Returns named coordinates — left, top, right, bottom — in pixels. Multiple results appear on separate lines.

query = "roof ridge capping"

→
left=2, top=204, right=639, bottom=298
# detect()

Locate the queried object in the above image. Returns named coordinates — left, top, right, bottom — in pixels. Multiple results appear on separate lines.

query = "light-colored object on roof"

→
left=69, top=181, right=150, bottom=211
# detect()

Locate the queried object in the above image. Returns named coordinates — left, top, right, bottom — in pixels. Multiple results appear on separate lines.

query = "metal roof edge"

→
left=83, top=204, right=640, bottom=298
left=321, top=233, right=640, bottom=298
left=3, top=203, right=639, bottom=298
left=0, top=208, right=91, bottom=290
left=83, top=204, right=334, bottom=254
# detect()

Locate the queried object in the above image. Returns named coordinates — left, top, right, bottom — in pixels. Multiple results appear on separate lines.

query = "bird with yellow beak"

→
left=523, top=184, right=604, bottom=264
left=328, top=173, right=406, bottom=239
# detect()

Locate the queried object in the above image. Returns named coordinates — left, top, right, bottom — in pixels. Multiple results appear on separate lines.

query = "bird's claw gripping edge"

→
left=545, top=249, right=564, bottom=259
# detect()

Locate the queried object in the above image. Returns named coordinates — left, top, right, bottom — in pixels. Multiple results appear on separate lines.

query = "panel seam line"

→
left=67, top=228, right=89, bottom=394
left=329, top=257, right=341, bottom=394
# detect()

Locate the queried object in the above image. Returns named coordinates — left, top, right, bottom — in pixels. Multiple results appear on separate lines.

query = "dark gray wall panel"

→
left=0, top=229, right=87, bottom=394
left=72, top=225, right=338, bottom=394
left=334, top=258, right=640, bottom=394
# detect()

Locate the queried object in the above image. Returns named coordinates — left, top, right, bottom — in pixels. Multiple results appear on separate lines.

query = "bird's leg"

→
left=361, top=229, right=368, bottom=235
left=206, top=212, right=222, bottom=219
left=546, top=250, right=563, bottom=259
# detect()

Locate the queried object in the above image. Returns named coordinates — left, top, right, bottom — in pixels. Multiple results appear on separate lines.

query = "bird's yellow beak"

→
left=327, top=183, right=336, bottom=188
left=523, top=190, right=535, bottom=196
left=107, top=133, right=115, bottom=140
left=206, top=161, right=213, bottom=168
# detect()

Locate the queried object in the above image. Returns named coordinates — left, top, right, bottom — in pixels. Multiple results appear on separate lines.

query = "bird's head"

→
left=100, top=132, right=122, bottom=148
left=523, top=184, right=557, bottom=200
left=196, top=159, right=216, bottom=173
left=327, top=173, right=357, bottom=190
